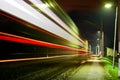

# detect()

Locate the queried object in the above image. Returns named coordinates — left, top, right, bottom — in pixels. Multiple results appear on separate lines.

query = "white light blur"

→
left=29, top=0, right=84, bottom=44
left=105, top=3, right=112, bottom=8
left=0, top=0, right=84, bottom=46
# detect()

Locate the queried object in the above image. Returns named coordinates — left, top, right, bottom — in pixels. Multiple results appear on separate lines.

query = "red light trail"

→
left=0, top=32, right=86, bottom=52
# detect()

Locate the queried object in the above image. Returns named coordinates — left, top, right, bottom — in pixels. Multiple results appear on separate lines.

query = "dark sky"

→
left=56, top=0, right=117, bottom=52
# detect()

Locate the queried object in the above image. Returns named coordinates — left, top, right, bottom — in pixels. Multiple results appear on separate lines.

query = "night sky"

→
left=56, top=0, right=118, bottom=53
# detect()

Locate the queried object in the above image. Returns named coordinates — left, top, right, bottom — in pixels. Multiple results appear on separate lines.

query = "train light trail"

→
left=0, top=32, right=86, bottom=52
left=0, top=0, right=87, bottom=60
left=0, top=0, right=84, bottom=46
left=0, top=55, right=79, bottom=63
left=28, top=0, right=84, bottom=44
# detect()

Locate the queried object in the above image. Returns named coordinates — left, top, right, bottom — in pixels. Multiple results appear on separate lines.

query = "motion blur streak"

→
left=0, top=12, right=67, bottom=42
left=0, top=0, right=87, bottom=60
left=0, top=11, right=82, bottom=46
left=28, top=0, right=82, bottom=42
left=0, top=0, right=82, bottom=45
left=0, top=55, right=77, bottom=63
left=0, top=32, right=85, bottom=51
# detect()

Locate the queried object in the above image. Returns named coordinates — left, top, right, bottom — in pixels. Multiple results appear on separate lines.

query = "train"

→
left=0, top=0, right=87, bottom=59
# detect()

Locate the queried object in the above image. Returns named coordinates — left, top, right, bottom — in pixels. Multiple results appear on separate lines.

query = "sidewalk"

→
left=68, top=55, right=112, bottom=80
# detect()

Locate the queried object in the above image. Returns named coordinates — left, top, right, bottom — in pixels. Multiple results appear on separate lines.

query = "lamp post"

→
left=112, top=6, right=118, bottom=69
left=83, top=3, right=116, bottom=59
left=99, top=3, right=113, bottom=58
left=104, top=2, right=118, bottom=68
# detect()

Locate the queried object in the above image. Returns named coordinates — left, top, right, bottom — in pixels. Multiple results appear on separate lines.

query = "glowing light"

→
left=105, top=3, right=112, bottom=8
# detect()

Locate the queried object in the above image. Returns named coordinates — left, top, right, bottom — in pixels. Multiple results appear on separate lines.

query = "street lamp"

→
left=105, top=3, right=112, bottom=8
left=83, top=3, right=116, bottom=60
left=100, top=3, right=113, bottom=58
left=104, top=2, right=118, bottom=68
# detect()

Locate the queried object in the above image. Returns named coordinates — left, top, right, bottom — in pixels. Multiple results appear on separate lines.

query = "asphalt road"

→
left=0, top=54, right=112, bottom=80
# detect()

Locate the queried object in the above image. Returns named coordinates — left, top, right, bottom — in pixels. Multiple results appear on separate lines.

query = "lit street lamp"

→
left=105, top=3, right=112, bottom=8
left=99, top=3, right=113, bottom=58
left=93, top=2, right=117, bottom=68
left=82, top=2, right=117, bottom=64
left=104, top=2, right=118, bottom=68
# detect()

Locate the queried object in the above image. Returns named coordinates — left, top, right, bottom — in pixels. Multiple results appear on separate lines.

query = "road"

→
left=0, top=54, right=112, bottom=80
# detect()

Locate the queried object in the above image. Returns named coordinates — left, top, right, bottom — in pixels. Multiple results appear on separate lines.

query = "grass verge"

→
left=100, top=57, right=119, bottom=80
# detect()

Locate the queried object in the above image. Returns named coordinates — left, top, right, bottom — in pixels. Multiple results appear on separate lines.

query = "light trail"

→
left=0, top=55, right=77, bottom=63
left=0, top=32, right=86, bottom=52
left=0, top=0, right=84, bottom=45
left=0, top=11, right=81, bottom=47
left=28, top=0, right=85, bottom=45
